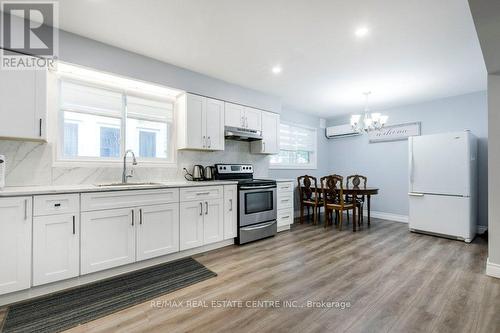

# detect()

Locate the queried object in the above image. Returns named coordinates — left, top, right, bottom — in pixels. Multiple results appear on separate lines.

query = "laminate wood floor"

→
left=2, top=218, right=499, bottom=333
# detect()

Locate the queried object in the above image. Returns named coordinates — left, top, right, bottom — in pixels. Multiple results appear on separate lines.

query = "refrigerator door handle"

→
left=409, top=139, right=414, bottom=185
left=408, top=192, right=424, bottom=197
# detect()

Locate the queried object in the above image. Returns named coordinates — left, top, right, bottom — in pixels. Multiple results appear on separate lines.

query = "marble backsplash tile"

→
left=0, top=139, right=269, bottom=186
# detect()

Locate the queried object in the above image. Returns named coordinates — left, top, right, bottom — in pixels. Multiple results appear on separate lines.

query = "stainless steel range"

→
left=215, top=164, right=277, bottom=244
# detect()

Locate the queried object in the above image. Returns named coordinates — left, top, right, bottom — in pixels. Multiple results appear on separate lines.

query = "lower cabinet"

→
left=0, top=197, right=32, bottom=296
left=223, top=185, right=237, bottom=239
left=33, top=214, right=80, bottom=286
left=277, top=181, right=294, bottom=230
left=81, top=208, right=136, bottom=275
left=136, top=203, right=179, bottom=261
left=180, top=198, right=224, bottom=251
left=179, top=201, right=204, bottom=250
left=203, top=199, right=224, bottom=245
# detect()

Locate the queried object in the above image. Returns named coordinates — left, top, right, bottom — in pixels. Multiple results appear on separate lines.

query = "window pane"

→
left=271, top=123, right=316, bottom=167
left=139, top=131, right=156, bottom=158
left=126, top=96, right=172, bottom=159
left=100, top=127, right=121, bottom=158
left=61, top=81, right=122, bottom=117
left=63, top=111, right=121, bottom=158
left=63, top=123, right=78, bottom=157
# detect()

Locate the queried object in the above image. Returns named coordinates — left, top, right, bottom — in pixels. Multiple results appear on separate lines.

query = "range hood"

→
left=224, top=126, right=263, bottom=141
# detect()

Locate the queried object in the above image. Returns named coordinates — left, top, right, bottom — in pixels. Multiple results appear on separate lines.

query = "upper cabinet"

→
left=251, top=111, right=280, bottom=154
left=177, top=93, right=224, bottom=151
left=224, top=102, right=262, bottom=131
left=0, top=62, right=47, bottom=141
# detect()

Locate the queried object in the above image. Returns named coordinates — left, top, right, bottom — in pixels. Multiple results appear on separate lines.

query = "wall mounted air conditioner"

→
left=325, top=124, right=360, bottom=139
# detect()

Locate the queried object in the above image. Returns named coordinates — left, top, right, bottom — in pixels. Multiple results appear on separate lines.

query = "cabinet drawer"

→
left=81, top=188, right=179, bottom=212
left=277, top=193, right=293, bottom=210
left=34, top=194, right=79, bottom=216
left=277, top=209, right=294, bottom=227
left=277, top=182, right=294, bottom=193
left=180, top=186, right=223, bottom=202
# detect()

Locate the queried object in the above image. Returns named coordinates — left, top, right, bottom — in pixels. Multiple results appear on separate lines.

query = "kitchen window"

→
left=269, top=122, right=317, bottom=169
left=56, top=63, right=179, bottom=165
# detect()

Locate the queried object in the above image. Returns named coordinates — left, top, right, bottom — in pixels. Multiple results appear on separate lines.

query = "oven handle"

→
left=240, top=221, right=276, bottom=231
left=239, top=185, right=276, bottom=190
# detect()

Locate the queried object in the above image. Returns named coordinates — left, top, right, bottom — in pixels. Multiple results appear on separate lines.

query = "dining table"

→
left=300, top=186, right=379, bottom=225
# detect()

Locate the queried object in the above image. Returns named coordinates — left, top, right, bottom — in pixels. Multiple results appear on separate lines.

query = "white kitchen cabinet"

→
left=177, top=93, right=224, bottom=151
left=205, top=98, right=225, bottom=150
left=223, top=185, right=237, bottom=239
left=203, top=199, right=224, bottom=245
left=277, top=181, right=294, bottom=231
left=224, top=102, right=262, bottom=131
left=81, top=208, right=136, bottom=275
left=180, top=201, right=205, bottom=250
left=0, top=197, right=32, bottom=295
left=244, top=107, right=262, bottom=131
left=225, top=102, right=245, bottom=128
left=33, top=214, right=79, bottom=286
left=136, top=203, right=179, bottom=261
left=251, top=111, right=280, bottom=154
left=0, top=64, right=47, bottom=141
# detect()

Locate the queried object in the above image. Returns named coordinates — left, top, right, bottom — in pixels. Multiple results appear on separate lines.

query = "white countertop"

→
left=0, top=180, right=238, bottom=197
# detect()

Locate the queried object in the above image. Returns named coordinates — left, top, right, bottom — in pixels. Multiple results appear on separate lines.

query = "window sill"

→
left=53, top=159, right=178, bottom=168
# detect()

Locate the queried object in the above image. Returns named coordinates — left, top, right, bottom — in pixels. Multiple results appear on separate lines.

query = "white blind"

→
left=279, top=123, right=316, bottom=152
left=127, top=96, right=173, bottom=122
left=60, top=81, right=123, bottom=118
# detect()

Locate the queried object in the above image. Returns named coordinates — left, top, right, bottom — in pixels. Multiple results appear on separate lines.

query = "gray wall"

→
left=488, top=75, right=500, bottom=264
left=326, top=91, right=488, bottom=226
left=58, top=31, right=281, bottom=113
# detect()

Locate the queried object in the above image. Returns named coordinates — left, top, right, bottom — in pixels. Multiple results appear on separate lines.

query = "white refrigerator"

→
left=408, top=131, right=477, bottom=243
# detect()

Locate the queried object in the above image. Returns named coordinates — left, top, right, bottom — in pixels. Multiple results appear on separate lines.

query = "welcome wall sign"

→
left=368, top=122, right=421, bottom=143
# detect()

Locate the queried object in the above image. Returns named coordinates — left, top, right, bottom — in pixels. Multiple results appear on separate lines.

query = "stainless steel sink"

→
left=96, top=182, right=162, bottom=187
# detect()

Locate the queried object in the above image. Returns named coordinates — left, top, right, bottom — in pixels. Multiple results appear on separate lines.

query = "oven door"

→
left=239, top=185, right=277, bottom=227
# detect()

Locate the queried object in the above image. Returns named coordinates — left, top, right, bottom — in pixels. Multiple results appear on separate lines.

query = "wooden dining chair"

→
left=346, top=175, right=367, bottom=224
left=320, top=175, right=359, bottom=231
left=297, top=175, right=322, bottom=224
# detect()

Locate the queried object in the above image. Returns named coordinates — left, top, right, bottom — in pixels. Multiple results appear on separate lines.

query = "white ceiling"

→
left=55, top=0, right=487, bottom=117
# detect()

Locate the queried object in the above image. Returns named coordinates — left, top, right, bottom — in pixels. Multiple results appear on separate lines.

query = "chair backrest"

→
left=297, top=175, right=319, bottom=202
left=320, top=175, right=344, bottom=205
left=346, top=175, right=367, bottom=189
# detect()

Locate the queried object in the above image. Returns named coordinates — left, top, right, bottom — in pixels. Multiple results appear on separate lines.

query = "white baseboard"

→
left=362, top=210, right=409, bottom=223
left=486, top=258, right=500, bottom=279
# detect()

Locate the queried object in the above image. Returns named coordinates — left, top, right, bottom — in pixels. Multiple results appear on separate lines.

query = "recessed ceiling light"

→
left=272, top=65, right=282, bottom=74
left=355, top=26, right=370, bottom=38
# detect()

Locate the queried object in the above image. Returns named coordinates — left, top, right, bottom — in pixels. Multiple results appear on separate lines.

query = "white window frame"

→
left=51, top=72, right=178, bottom=168
left=269, top=122, right=318, bottom=170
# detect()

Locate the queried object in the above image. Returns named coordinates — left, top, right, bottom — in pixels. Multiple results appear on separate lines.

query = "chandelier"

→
left=350, top=92, right=388, bottom=133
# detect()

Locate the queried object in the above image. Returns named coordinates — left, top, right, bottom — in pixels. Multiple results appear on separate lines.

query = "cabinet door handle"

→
left=263, top=141, right=266, bottom=152
left=139, top=208, right=143, bottom=225
left=39, top=118, right=43, bottom=137
left=72, top=216, right=76, bottom=235
left=24, top=199, right=28, bottom=220
left=229, top=198, right=233, bottom=212
left=205, top=201, right=209, bottom=215
left=207, top=136, right=211, bottom=148
left=199, top=202, right=203, bottom=216
left=241, top=116, right=245, bottom=127
left=131, top=209, right=135, bottom=226
left=202, top=136, right=206, bottom=148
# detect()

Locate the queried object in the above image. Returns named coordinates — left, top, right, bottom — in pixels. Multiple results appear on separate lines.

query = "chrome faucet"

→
left=122, top=150, right=137, bottom=183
